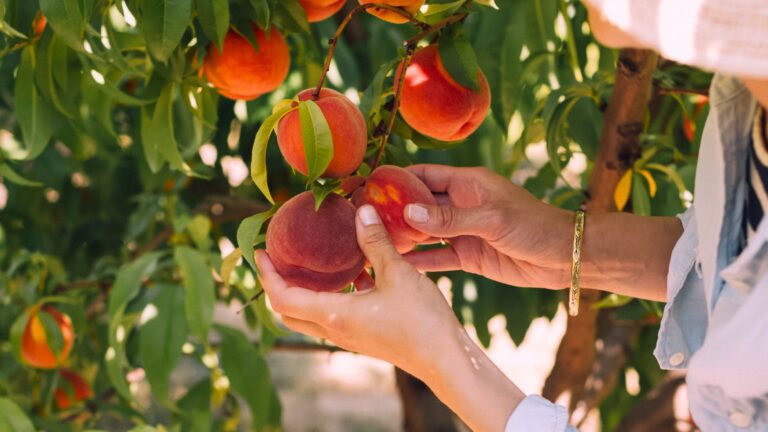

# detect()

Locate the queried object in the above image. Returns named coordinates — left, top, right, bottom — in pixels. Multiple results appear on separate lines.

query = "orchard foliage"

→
left=0, top=0, right=709, bottom=430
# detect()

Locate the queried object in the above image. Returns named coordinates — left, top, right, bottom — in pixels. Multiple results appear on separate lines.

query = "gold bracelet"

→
left=569, top=210, right=586, bottom=317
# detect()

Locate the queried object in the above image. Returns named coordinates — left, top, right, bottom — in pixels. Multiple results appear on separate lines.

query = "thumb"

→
left=404, top=203, right=495, bottom=239
left=356, top=205, right=404, bottom=275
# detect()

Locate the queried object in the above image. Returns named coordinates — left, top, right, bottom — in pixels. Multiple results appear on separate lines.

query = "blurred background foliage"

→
left=0, top=0, right=710, bottom=430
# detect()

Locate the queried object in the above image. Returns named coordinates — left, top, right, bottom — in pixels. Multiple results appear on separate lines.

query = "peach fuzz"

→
left=299, top=0, right=346, bottom=22
left=358, top=0, right=424, bottom=24
left=266, top=192, right=365, bottom=292
left=361, top=165, right=437, bottom=253
left=276, top=88, right=367, bottom=178
left=399, top=45, right=491, bottom=141
left=203, top=26, right=290, bottom=101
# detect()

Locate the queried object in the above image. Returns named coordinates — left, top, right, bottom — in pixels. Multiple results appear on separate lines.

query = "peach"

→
left=203, top=26, right=290, bottom=101
left=276, top=88, right=367, bottom=178
left=21, top=306, right=75, bottom=369
left=399, top=45, right=491, bottom=141
left=358, top=0, right=424, bottom=24
left=360, top=165, right=436, bottom=253
left=266, top=192, right=365, bottom=292
left=299, top=0, right=346, bottom=22
left=54, top=369, right=93, bottom=410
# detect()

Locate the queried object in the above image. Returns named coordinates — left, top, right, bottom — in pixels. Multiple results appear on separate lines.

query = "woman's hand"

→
left=255, top=204, right=463, bottom=378
left=403, top=164, right=574, bottom=289
left=256, top=204, right=525, bottom=431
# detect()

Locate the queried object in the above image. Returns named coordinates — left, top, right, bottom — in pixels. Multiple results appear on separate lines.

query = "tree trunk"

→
left=615, top=372, right=688, bottom=432
left=395, top=368, right=461, bottom=432
left=543, top=49, right=659, bottom=413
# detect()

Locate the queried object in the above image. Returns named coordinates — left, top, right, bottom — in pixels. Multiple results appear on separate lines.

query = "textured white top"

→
left=586, top=0, right=768, bottom=78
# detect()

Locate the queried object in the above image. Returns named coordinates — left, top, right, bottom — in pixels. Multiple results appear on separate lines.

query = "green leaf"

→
left=108, top=252, right=164, bottom=317
left=174, top=246, right=215, bottom=343
left=419, top=0, right=464, bottom=24
left=9, top=310, right=30, bottom=363
left=186, top=214, right=212, bottom=251
left=0, top=398, right=35, bottom=432
left=13, top=47, right=53, bottom=161
left=438, top=24, right=481, bottom=91
left=142, top=0, right=193, bottom=62
left=237, top=208, right=276, bottom=272
left=0, top=164, right=42, bottom=187
left=298, top=100, right=333, bottom=182
left=176, top=378, right=212, bottom=431
left=139, top=284, right=188, bottom=404
left=631, top=172, right=652, bottom=216
left=311, top=180, right=340, bottom=210
left=249, top=0, right=270, bottom=29
left=360, top=60, right=398, bottom=119
left=593, top=294, right=633, bottom=310
left=195, top=0, right=229, bottom=50
left=38, top=309, right=65, bottom=356
left=271, top=0, right=309, bottom=33
left=250, top=104, right=295, bottom=204
left=220, top=248, right=243, bottom=289
left=39, top=0, right=85, bottom=51
left=215, top=325, right=281, bottom=430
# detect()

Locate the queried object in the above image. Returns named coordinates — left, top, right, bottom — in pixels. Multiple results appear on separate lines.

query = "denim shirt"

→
left=506, top=75, right=768, bottom=431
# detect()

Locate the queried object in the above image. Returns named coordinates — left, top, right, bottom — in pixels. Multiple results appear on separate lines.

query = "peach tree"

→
left=0, top=0, right=709, bottom=430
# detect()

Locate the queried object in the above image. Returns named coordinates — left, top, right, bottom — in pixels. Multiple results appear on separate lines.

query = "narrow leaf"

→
left=631, top=173, right=652, bottom=216
left=438, top=25, right=481, bottom=91
left=0, top=398, right=35, bottom=432
left=13, top=47, right=53, bottom=161
left=195, top=0, right=229, bottom=50
left=139, top=284, right=188, bottom=404
left=215, top=325, right=281, bottom=430
left=614, top=169, right=633, bottom=211
left=39, top=0, right=84, bottom=51
left=638, top=169, right=658, bottom=197
left=108, top=252, right=164, bottom=316
left=220, top=249, right=243, bottom=289
left=142, top=0, right=193, bottom=62
left=298, top=100, right=333, bottom=182
left=0, top=164, right=42, bottom=187
left=174, top=246, right=215, bottom=343
left=237, top=208, right=276, bottom=272
left=250, top=105, right=295, bottom=204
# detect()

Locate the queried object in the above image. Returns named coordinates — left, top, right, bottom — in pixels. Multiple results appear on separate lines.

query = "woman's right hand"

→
left=404, top=164, right=575, bottom=289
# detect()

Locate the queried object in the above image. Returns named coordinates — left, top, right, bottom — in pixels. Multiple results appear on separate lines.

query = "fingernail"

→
left=407, top=204, right=429, bottom=223
left=359, top=205, right=381, bottom=226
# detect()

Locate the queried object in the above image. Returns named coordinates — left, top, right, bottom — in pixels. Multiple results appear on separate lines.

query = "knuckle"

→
left=363, top=229, right=392, bottom=248
left=437, top=205, right=456, bottom=229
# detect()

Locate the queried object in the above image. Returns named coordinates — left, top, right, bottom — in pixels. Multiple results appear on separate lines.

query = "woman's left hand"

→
left=255, top=204, right=462, bottom=379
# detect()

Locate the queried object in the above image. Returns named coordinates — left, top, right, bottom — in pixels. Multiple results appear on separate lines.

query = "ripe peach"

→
left=399, top=45, right=491, bottom=141
left=299, top=0, right=346, bottom=22
left=360, top=165, right=436, bottom=253
left=358, top=0, right=424, bottom=24
left=54, top=369, right=93, bottom=410
left=203, top=26, right=290, bottom=101
left=21, top=306, right=74, bottom=369
left=32, top=14, right=46, bottom=38
left=266, top=192, right=365, bottom=292
left=276, top=88, right=367, bottom=178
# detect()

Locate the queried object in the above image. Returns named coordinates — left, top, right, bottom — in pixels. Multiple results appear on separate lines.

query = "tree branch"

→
left=543, top=49, right=659, bottom=412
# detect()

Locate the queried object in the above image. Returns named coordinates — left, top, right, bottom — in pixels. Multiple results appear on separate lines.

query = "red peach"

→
left=299, top=0, right=346, bottom=22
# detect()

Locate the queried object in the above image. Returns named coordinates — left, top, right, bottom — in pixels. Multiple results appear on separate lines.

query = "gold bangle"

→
left=569, top=210, right=586, bottom=317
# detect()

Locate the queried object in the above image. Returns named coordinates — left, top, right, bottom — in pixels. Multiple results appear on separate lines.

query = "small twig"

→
left=236, top=289, right=265, bottom=314
left=312, top=3, right=423, bottom=100
left=657, top=87, right=709, bottom=97
left=372, top=46, right=416, bottom=168
left=403, top=13, right=468, bottom=48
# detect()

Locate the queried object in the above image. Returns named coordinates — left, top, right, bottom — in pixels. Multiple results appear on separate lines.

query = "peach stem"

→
left=311, top=3, right=424, bottom=101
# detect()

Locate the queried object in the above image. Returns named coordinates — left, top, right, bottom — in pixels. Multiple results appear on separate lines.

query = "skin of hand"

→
left=403, top=164, right=574, bottom=289
left=256, top=204, right=525, bottom=432
left=403, top=164, right=680, bottom=302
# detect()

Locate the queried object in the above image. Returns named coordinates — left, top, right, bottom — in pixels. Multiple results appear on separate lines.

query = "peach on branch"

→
left=276, top=88, right=367, bottom=178
left=21, top=306, right=75, bottom=369
left=203, top=26, right=290, bottom=101
left=266, top=192, right=365, bottom=292
left=299, top=0, right=346, bottom=22
left=399, top=45, right=491, bottom=141
left=54, top=369, right=93, bottom=410
left=358, top=0, right=424, bottom=23
left=359, top=165, right=436, bottom=253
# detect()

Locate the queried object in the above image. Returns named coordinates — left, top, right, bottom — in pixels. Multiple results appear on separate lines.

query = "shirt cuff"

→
left=504, top=395, right=573, bottom=432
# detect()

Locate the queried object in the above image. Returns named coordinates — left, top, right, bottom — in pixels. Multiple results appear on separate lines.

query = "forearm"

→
left=581, top=0, right=646, bottom=49
left=416, top=328, right=525, bottom=432
left=579, top=213, right=682, bottom=301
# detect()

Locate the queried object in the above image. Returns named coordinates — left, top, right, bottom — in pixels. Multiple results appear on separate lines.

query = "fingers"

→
left=404, top=247, right=462, bottom=273
left=255, top=250, right=344, bottom=324
left=404, top=203, right=497, bottom=239
left=406, top=164, right=468, bottom=193
left=356, top=205, right=405, bottom=277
